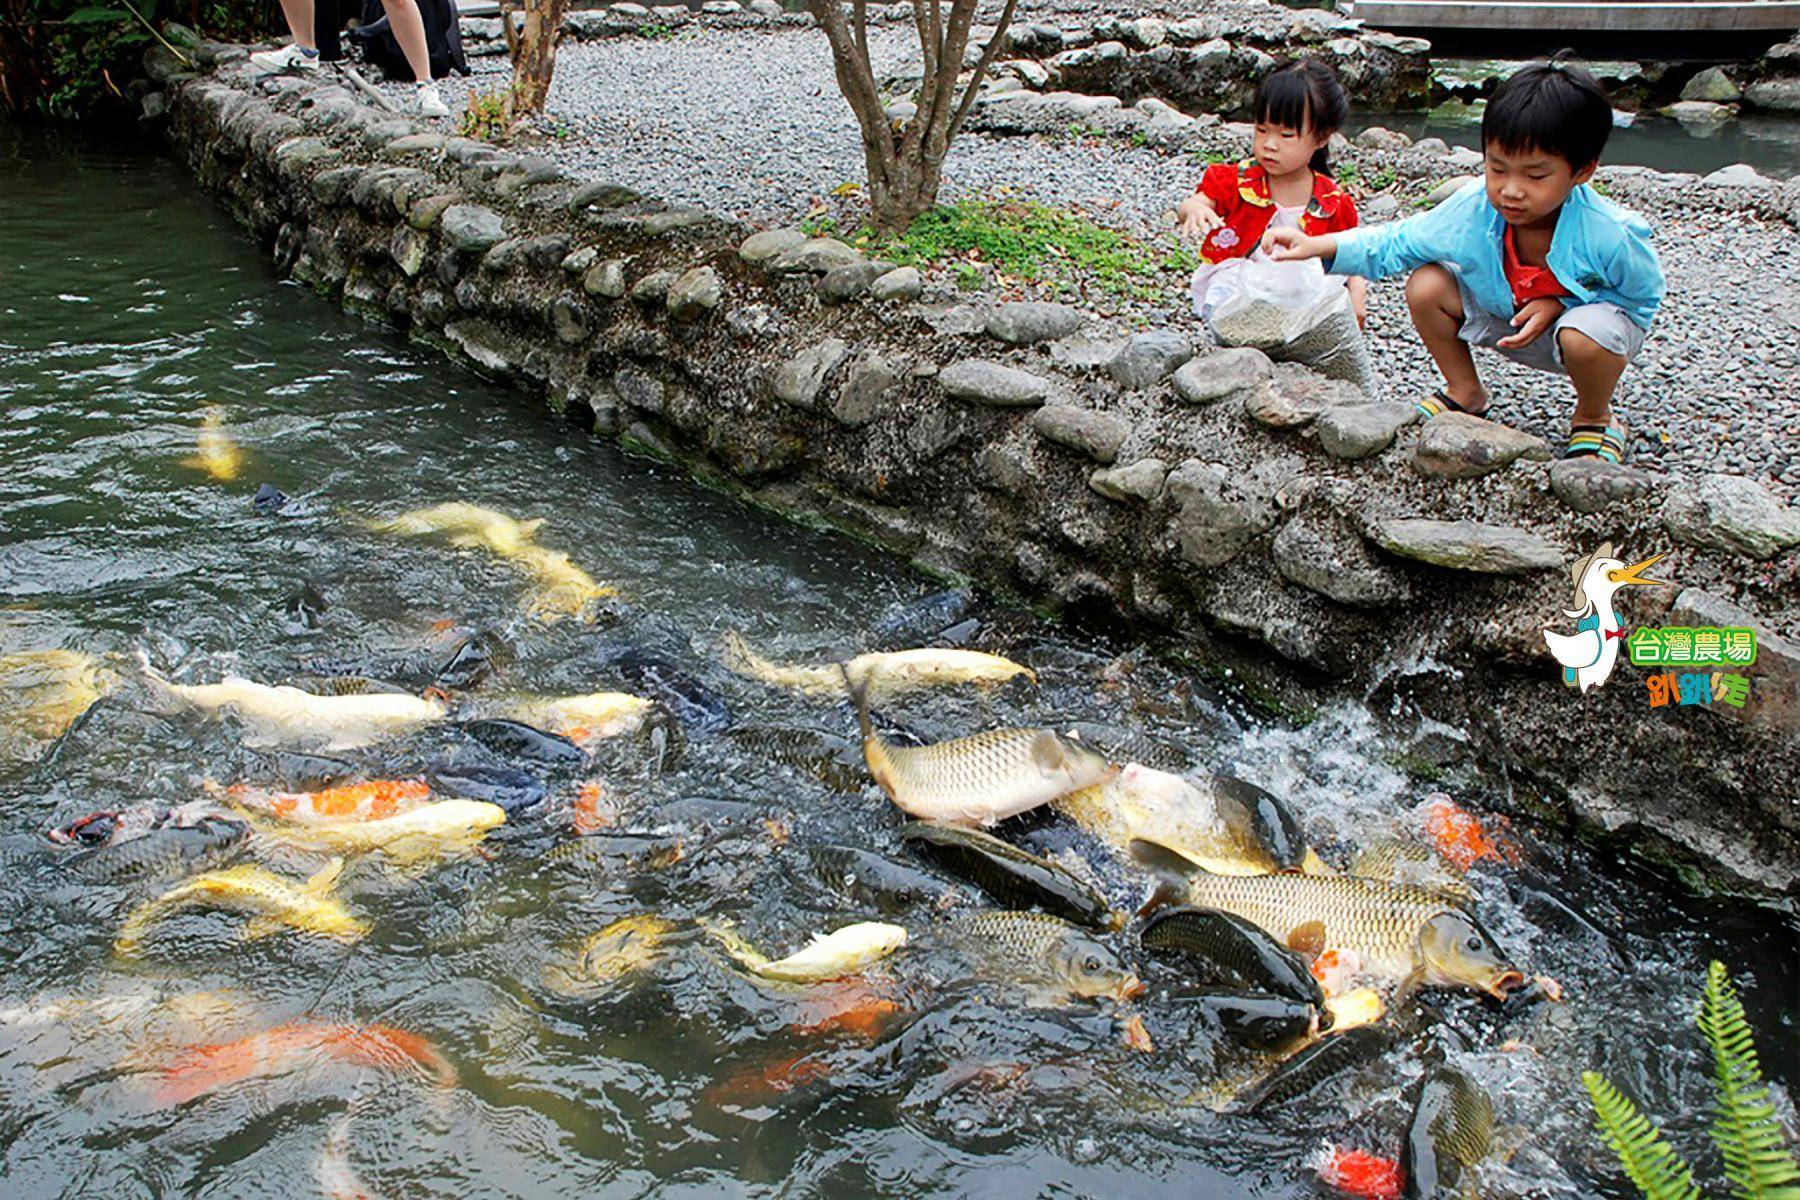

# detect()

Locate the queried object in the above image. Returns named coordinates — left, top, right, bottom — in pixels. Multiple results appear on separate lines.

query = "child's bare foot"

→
left=1415, top=386, right=1491, bottom=422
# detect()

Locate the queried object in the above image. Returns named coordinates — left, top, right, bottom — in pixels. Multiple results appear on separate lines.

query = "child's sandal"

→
left=1415, top=389, right=1489, bottom=422
left=1563, top=419, right=1629, bottom=464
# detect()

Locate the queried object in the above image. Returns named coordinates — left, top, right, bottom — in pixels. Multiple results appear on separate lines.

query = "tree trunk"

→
left=502, top=0, right=569, bottom=119
left=808, top=0, right=1020, bottom=232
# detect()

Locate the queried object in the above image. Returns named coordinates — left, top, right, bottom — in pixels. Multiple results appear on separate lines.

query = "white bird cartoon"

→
left=1543, top=542, right=1667, bottom=692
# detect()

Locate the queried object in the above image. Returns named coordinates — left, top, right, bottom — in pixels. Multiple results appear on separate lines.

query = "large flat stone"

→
left=440, top=204, right=506, bottom=253
left=766, top=237, right=862, bottom=274
left=1668, top=587, right=1797, bottom=732
left=1089, top=458, right=1167, bottom=502
left=1030, top=405, right=1131, bottom=463
left=939, top=359, right=1054, bottom=407
left=986, top=301, right=1084, bottom=345
left=1171, top=347, right=1272, bottom=405
left=1165, top=459, right=1281, bottom=567
left=739, top=227, right=806, bottom=264
left=1107, top=329, right=1194, bottom=389
left=1369, top=518, right=1561, bottom=574
left=1549, top=457, right=1664, bottom=513
left=1317, top=402, right=1416, bottom=459
left=1661, top=473, right=1800, bottom=560
left=1411, top=412, right=1551, bottom=479
left=772, top=338, right=849, bottom=408
left=1273, top=509, right=1412, bottom=608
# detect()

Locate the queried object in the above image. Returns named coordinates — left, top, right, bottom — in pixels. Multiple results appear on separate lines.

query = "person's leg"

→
left=275, top=0, right=316, bottom=48
left=1404, top=264, right=1489, bottom=415
left=380, top=0, right=433, bottom=83
left=1557, top=327, right=1627, bottom=426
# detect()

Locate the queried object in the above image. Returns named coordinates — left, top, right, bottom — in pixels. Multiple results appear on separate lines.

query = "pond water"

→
left=1352, top=109, right=1800, bottom=178
left=1, top=124, right=1794, bottom=1199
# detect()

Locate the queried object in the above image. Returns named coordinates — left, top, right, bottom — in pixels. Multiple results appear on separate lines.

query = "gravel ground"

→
left=393, top=26, right=1799, bottom=498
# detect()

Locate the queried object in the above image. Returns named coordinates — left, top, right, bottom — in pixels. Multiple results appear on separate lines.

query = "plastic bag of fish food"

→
left=1205, top=259, right=1378, bottom=398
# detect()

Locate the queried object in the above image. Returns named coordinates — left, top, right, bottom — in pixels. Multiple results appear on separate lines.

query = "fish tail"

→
left=701, top=919, right=770, bottom=974
left=845, top=664, right=872, bottom=743
left=134, top=648, right=178, bottom=706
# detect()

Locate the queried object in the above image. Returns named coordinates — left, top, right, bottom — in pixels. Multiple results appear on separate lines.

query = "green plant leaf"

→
left=1583, top=1071, right=1705, bottom=1200
left=63, top=6, right=131, bottom=22
left=1699, top=962, right=1800, bottom=1200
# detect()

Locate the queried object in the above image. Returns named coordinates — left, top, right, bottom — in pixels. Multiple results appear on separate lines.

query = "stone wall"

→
left=142, top=47, right=1798, bottom=896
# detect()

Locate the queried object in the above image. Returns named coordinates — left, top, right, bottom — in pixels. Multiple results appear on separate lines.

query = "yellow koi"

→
left=115, top=858, right=367, bottom=956
left=182, top=407, right=244, bottom=482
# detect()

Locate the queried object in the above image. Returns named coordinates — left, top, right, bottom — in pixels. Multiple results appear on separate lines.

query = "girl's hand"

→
left=1177, top=196, right=1224, bottom=237
left=1497, top=297, right=1563, bottom=349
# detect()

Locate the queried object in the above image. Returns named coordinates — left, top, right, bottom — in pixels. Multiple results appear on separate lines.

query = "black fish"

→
left=253, top=482, right=289, bottom=514
left=459, top=719, right=586, bottom=766
left=1211, top=775, right=1306, bottom=870
left=1140, top=906, right=1325, bottom=1012
left=67, top=816, right=249, bottom=882
left=1166, top=987, right=1318, bottom=1051
left=641, top=797, right=770, bottom=831
left=1232, top=1025, right=1395, bottom=1113
left=807, top=844, right=961, bottom=914
left=871, top=588, right=975, bottom=646
left=729, top=725, right=864, bottom=792
left=433, top=634, right=495, bottom=690
left=608, top=648, right=730, bottom=735
left=1403, top=1066, right=1495, bottom=1199
left=259, top=751, right=362, bottom=791
left=429, top=762, right=549, bottom=814
left=900, top=821, right=1114, bottom=930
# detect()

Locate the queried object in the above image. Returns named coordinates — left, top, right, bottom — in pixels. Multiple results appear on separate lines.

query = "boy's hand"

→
left=1497, top=297, right=1564, bottom=349
left=1263, top=228, right=1332, bottom=262
left=1177, top=196, right=1224, bottom=237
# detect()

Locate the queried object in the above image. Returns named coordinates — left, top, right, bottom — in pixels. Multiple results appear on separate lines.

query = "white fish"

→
left=706, top=920, right=908, bottom=983
left=722, top=629, right=1034, bottom=698
left=139, top=653, right=444, bottom=750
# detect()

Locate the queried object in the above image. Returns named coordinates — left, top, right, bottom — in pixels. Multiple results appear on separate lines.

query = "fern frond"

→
left=1698, top=961, right=1800, bottom=1200
left=1583, top=1071, right=1705, bottom=1200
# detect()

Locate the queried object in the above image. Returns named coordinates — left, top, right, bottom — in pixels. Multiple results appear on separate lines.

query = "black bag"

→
left=346, top=0, right=470, bottom=80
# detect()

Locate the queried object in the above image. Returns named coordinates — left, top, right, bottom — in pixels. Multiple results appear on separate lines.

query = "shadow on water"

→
left=1, top=121, right=1794, bottom=1198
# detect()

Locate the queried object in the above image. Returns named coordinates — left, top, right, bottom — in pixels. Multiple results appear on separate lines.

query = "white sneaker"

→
left=416, top=82, right=450, bottom=118
left=249, top=43, right=321, bottom=74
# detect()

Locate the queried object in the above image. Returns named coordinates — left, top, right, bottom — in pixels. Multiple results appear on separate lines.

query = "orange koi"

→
left=151, top=1021, right=455, bottom=1107
left=790, top=983, right=904, bottom=1042
left=1420, top=795, right=1518, bottom=871
left=1310, top=948, right=1363, bottom=997
left=705, top=1051, right=832, bottom=1110
left=226, top=779, right=432, bottom=825
left=1315, top=1143, right=1402, bottom=1200
left=572, top=780, right=616, bottom=835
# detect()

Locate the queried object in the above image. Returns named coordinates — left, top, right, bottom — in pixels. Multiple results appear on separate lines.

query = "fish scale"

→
left=1184, top=872, right=1460, bottom=977
left=867, top=728, right=1113, bottom=825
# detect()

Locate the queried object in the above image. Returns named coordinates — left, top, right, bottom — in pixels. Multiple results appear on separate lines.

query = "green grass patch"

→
left=853, top=199, right=1198, bottom=299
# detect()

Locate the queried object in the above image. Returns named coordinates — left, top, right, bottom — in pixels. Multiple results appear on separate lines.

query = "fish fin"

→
left=304, top=856, right=346, bottom=895
left=1128, top=836, right=1204, bottom=880
left=515, top=517, right=545, bottom=539
left=1286, top=920, right=1327, bottom=960
left=844, top=664, right=872, bottom=742
left=242, top=914, right=285, bottom=941
left=1299, top=848, right=1332, bottom=876
left=1134, top=877, right=1186, bottom=920
left=1393, top=966, right=1425, bottom=1009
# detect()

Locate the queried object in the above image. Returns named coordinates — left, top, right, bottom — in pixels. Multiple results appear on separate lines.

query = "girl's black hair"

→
left=1252, top=59, right=1350, bottom=175
left=1482, top=51, right=1612, bottom=168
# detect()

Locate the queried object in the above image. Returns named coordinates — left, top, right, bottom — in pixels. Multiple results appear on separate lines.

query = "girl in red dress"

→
left=1177, top=61, right=1367, bottom=327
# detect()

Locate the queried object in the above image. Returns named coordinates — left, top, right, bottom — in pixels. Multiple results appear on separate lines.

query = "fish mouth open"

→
left=1607, top=553, right=1667, bottom=588
left=1114, top=975, right=1147, bottom=1002
left=1487, top=970, right=1527, bottom=1001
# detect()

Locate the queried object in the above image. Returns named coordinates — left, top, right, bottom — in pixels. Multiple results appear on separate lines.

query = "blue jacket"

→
left=1327, top=180, right=1665, bottom=329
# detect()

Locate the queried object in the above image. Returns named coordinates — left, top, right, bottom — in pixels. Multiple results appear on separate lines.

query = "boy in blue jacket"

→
left=1265, top=58, right=1664, bottom=463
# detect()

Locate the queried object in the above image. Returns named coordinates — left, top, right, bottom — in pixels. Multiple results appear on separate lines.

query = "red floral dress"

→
left=1194, top=160, right=1359, bottom=263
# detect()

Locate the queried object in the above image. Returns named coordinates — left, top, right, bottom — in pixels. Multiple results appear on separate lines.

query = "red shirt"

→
left=1193, top=160, right=1359, bottom=266
left=1503, top=225, right=1571, bottom=307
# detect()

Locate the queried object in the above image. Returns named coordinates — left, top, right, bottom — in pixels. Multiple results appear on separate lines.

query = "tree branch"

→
left=945, top=0, right=1018, bottom=145
left=807, top=0, right=897, bottom=180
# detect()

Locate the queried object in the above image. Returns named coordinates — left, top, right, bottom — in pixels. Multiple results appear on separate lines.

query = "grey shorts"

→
left=1453, top=273, right=1647, bottom=375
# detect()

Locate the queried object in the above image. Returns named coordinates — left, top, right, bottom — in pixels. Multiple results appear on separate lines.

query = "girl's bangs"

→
left=1253, top=72, right=1316, bottom=132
